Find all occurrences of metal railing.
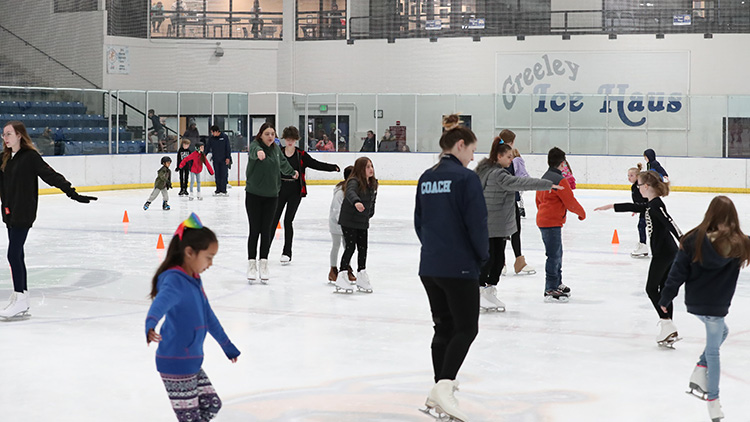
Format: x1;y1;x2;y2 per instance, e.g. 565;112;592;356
149;10;283;40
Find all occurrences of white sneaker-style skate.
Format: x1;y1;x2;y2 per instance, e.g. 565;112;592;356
197;193;203;201
420;379;469;422
259;259;270;283
480;285;505;312
247;259;258;282
0;291;30;320
356;270;373;293
686;364;708;400
333;271;354;293
280;255;291;265
708;399;724;422
631;242;649;258
656;319;681;348
188;193;195;201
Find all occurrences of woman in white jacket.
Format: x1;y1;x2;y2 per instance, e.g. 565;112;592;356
328;166;354;283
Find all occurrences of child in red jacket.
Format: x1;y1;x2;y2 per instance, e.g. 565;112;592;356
179;142;214;201
536;147;586;302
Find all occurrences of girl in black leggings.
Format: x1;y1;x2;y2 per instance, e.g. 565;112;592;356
595;170;683;346
270;126;339;264
333;157;377;293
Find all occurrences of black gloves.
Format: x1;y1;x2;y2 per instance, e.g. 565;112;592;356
69;192;98;203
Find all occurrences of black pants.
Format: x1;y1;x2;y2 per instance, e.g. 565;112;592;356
647;253;675;319
7;227;30;293
270;182;302;258
179;168;189;192
421;276;480;382
480;237;508;286
340;226;368;272
510;203;522;258
245;192;278;260
213;160;229;193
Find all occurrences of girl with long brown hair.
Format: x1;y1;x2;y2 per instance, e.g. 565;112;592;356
659;196;750;422
333;156;377;293
0;121;96;320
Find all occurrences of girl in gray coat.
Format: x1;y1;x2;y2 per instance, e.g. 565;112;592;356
475;141;561;311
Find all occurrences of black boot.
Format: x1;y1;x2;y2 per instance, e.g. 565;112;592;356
143;201;151;210
162;201;170;210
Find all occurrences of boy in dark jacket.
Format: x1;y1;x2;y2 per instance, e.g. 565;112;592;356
644;148;669;182
144;156;172;210
536;147;586;302
176;138;191;196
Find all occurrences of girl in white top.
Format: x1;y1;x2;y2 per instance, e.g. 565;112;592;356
328;166;354;283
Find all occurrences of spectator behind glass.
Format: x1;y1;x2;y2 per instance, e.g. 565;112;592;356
182;122;200;149
361;130;376;152
151;1;165;32
378;129;397;152
147;109;166;152
316;134;335;151
328;3;343;38
396;138;410;152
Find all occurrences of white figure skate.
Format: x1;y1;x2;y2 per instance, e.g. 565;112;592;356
356;270;373;293
479;285;505;312
707;399;724;422
686;365;708;400
188;192;195;201
513;256;536;275
656;319;681;348
280;255;291;265
0;291;31;321
333;271;354;294
247;259;257;282
631;242;649;258
419;380;468;422
259;259;270;284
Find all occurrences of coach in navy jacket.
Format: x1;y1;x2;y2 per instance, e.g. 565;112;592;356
415;154;489;280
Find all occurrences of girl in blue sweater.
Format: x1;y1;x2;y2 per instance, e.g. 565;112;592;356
146;213;240;422
659;196;750;422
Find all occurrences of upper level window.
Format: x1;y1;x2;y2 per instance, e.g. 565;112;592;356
297;0;346;40
55;0;98;13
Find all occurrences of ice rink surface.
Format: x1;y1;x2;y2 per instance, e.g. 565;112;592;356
1;183;749;422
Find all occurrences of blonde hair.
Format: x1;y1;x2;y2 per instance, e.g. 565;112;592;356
628;162;643;174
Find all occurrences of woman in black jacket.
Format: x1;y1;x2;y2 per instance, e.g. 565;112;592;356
0;121;96;320
333;156;377;294
659;196;750;422
271;126;339;264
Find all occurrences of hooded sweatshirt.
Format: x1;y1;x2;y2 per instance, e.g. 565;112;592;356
644;149;668;180
659;233;743;317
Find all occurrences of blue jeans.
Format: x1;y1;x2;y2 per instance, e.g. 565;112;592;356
696;315;729;400
539;227;562;292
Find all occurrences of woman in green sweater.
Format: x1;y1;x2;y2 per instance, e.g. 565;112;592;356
245;123;298;283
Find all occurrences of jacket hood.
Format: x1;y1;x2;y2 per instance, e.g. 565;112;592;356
686;234;737;270
644;149;657;162
475;158;506;176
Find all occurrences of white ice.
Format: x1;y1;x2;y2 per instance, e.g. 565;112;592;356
1;184;749;422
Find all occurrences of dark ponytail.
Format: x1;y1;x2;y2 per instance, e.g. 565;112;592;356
149;227;218;299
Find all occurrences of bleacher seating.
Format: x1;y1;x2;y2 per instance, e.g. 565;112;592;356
0;100;144;155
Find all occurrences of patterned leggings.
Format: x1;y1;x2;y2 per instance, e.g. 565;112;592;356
160;369;222;422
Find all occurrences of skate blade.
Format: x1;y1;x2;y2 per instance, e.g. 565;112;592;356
333;287;354;294
0;311;31;321
480;306;506;312
544;296;569;303
356;286;373;293
657;335;681;348
418;406;464;421
686;387;708;401
515;270;536;275
259;279;269;285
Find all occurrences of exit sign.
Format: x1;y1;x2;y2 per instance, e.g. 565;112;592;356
319;105;328;112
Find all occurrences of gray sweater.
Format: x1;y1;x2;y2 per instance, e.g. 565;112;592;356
475;158;553;238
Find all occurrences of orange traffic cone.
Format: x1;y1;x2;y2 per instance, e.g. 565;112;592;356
611;229;620;244
157;234;165;249
122;211;129;223
277;221;282;230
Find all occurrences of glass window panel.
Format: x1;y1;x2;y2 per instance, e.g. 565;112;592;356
531;93;568;129
688;96;726;158
377;94;416;152
416;94;454;153
608;129;647;156
456;94;495;153
647;130;687;157
496;94;532;129
569;95;607;129
530;129;567;155
334;94;377;152
146;92;178;153
569;129;608;155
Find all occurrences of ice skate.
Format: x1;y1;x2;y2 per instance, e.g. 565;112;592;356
501;265;507;276
259;259;270;283
346;267;357;282
557;283;571;296
514;256;536;275
479;285;505;312
544;289;569;303
189;192;195;201
143;201;151;210
686;365;708;400
280;254;291;265
162;201;170;210
631;242;649;258
327;266;338;284
197;192;203;201
419;379;468;422
333;271;354;293
708;399;724;422
518;207;526;218
656;319;681;348
0;291;31;321
356;270;373;293
247;259;257;282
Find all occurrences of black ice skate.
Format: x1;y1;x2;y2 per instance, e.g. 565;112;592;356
162;201;170;210
544;289;570;303
143;201;151;210
558;283;571;296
